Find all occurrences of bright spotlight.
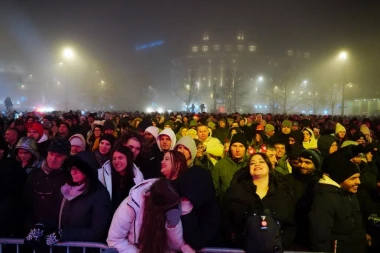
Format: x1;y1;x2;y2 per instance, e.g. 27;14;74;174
63;48;75;59
157;108;164;113
146;107;153;113
338;51;348;61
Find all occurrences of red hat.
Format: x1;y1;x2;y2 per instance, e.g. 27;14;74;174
28;123;44;138
193;114;199;119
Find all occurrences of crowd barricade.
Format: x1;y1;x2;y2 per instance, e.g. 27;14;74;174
0;238;108;253
0;238;329;253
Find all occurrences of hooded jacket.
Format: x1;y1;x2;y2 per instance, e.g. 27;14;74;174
175;136;197;166
157;128;177;152
302;127;318;150
211;155;248;201
107;179;187;253
309;174;366;253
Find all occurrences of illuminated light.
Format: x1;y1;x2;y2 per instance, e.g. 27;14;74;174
261;221;267;227
30;75;33;77
291;91;295;94
63;48;75;59
300;91;303;94
21;85;25;88
157;108;164;113
135;40;164;51
81;111;85;115
254;105;257;108
146;107;153;113
338;51;348;60
258;76;264;82
303;80;308;84
259;105;262;108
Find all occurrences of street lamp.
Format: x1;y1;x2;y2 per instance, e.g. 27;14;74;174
62;47;75;111
338;51;348;116
258;76;264;82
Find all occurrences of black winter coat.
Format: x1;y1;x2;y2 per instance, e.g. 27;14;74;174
0;159;26;237
222;176;296;249
173;165;221;250
136;143;163;179
309;177;367;253
23;167;70;232
60;182;111;242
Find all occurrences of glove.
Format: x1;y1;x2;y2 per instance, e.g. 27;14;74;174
24;223;44;246
165;208;181;227
45;230;62;246
180;197;193;215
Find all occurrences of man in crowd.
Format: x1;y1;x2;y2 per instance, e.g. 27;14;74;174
213;118;229;145
27;122;51;158
4;128;20;159
197;124;223;165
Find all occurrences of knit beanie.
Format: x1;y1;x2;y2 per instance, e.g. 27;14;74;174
103;119;115;131
99;134;116;147
282;120;292;128
48;137;71;156
189;120;197;128
335;123;346;134
69;134;86;151
28;123;44;138
300;149;322;170
327;156;360;184
145;126;159;139
288;145;305;160
175;136;197;166
230;133;248;150
137;119;153;132
317;135;338;156
265;124;275;132
360;125;370;135
164;120;174;128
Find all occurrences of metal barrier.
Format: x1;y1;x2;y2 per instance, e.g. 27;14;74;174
0;238;108;253
0;238;327;253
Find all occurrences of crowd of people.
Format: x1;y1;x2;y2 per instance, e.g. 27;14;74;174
1;110;380;253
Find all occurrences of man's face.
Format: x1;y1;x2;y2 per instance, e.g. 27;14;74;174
219;121;226;128
291;125;299;131
70;145;82;155
239;120;245;127
266;130;275;137
298;157;316;175
125;138;141;161
275;144;286;158
351;154;362;165
47;151;67;169
176;145;191;166
59;124;69;135
5;130;18;144
340;173;360;194
65;119;72;126
104;129;114;135
282;126;291;134
159;135;172;152
27;129;40;141
356;137;366;145
338;131;346;139
88;117;94;124
230;142;246;160
266;149;277;168
197;126;209;141
144;131;156;143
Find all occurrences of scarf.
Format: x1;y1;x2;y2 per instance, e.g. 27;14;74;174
94;149;111;167
41;160;61;174
61;183;86;201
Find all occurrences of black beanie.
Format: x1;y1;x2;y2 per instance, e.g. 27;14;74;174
100;134;116;148
48;137;71;156
300;149;322;170
317;135;338;156
230;133;248;150
327;156;360;184
103;119;115;131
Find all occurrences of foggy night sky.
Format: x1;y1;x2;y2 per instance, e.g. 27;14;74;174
1;0;380;109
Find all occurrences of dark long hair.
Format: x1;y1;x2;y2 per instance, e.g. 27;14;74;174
111;145;135;189
236;152;275;184
139;179;180;253
166;150;188;180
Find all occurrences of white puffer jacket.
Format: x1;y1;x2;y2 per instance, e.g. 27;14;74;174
107;179;194;253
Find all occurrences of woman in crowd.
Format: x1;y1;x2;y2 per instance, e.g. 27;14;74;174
335;123;347;147
302;127;318;149
107;178;194;253
43;151;111;246
221;153;296;249
163;149;221;250
94;134;115;167
98;145;144;213
15;137;44;174
87;125;103;152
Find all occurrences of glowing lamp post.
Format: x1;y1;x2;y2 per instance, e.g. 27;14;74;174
62;47;75;111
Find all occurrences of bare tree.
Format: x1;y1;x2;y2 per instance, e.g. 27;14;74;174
299;80;325;114
174;69;202;112
325;83;342;115
222;69;248;113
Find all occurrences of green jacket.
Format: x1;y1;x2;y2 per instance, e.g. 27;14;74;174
211;155;248;201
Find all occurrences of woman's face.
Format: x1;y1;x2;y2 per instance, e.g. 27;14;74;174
366;151;373;162
94;127;102;138
181;128;188;136
329;142;338;154
250;154;270;177
338;131;346;139
161;152;174;179
196;144;204;157
99;140;111;155
18;149;33;163
70;166;86;184
112;151;127;175
255;133;262;142
303;130;311;142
